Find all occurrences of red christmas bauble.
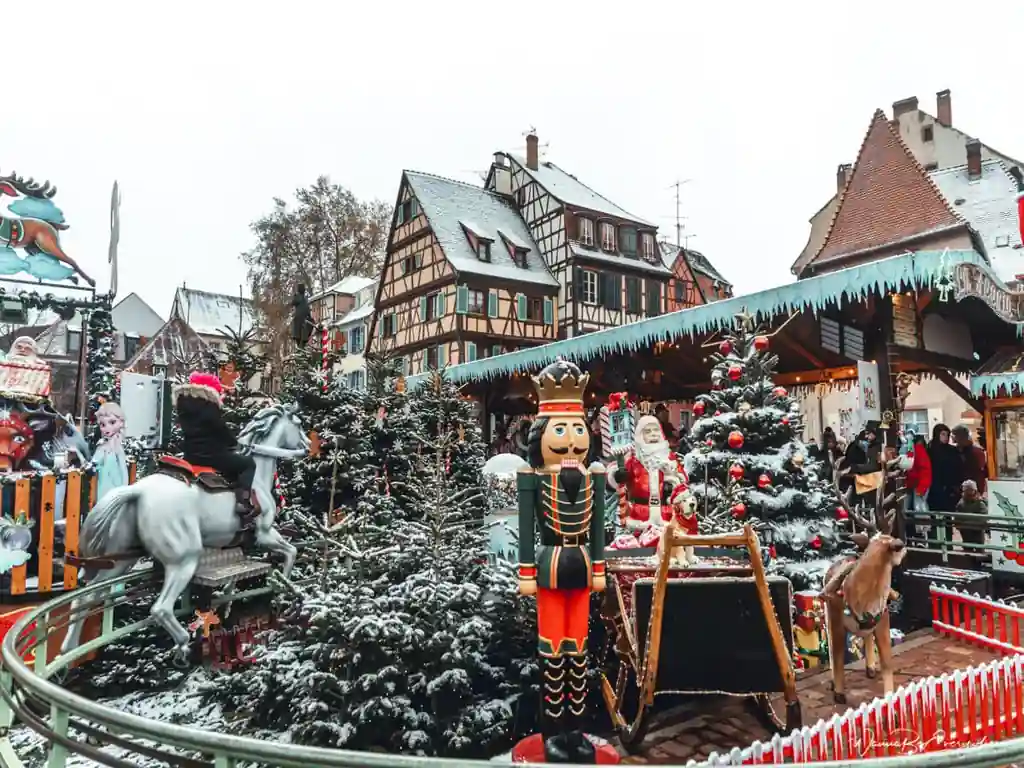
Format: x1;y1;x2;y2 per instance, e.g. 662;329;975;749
753;336;770;352
731;503;746;518
836;507;849;520
719;340;732;355
714;410;722;416
727;364;743;381
729;463;744;480
781;416;790;426
811;535;822;549
705;439;713;447
768;545;777;559
757;474;771;489
773;386;788;398
692;402;705;417
727;430;744;449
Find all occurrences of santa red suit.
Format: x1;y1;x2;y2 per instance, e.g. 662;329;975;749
613;416;688;532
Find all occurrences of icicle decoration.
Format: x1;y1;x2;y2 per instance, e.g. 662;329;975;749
406;249;989;389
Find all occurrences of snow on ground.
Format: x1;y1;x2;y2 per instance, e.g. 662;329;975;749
7;668;286;767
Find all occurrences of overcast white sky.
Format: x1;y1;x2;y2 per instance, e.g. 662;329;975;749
6;1;1023;319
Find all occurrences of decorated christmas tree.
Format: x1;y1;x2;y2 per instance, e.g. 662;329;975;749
85;297;117;444
684;312;851;589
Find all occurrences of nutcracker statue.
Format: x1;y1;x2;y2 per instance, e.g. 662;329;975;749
516;359;615;764
613;415;690;533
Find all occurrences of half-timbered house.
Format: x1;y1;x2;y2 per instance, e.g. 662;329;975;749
368;171;559;376
659;242;734;312
484;133;672;338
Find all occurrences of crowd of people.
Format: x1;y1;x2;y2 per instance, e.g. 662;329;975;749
812;422;990;550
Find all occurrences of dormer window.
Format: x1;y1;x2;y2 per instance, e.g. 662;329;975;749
641;233;656;260
477;241;491;262
620;227;637;257
461;221;493;263
499;230;530;268
600;222;617;251
578;218;595;246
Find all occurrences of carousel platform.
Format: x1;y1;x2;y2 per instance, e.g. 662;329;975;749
619;630;1003;764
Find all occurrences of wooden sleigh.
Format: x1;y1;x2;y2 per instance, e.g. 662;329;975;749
600;523;800;751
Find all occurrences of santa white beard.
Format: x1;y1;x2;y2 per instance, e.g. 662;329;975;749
636;440;671;469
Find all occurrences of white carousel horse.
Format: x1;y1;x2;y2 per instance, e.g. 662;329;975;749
61;404;310;656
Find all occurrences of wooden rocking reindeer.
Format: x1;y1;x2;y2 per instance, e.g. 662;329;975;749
821;456;908;704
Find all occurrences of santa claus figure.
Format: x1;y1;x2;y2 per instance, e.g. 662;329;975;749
7;337;40;364
613;415;689;532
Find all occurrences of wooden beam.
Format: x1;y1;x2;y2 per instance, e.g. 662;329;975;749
886;344;975;373
929;367;985;414
776;332;826;370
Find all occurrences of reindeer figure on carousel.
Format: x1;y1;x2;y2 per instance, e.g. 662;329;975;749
0;171;95;286
821;452;909;705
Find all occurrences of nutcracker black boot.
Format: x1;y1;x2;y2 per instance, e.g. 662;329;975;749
541;656;571;761
564;654;596;763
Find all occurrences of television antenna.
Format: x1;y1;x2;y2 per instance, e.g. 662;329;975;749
669;179;693;249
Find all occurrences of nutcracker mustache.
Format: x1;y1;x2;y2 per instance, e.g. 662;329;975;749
550;446;587;455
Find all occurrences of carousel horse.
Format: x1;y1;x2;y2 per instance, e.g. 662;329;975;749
61;404;310;657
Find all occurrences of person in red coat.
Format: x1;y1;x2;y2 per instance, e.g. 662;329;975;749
613;415;688;533
905;433;932;542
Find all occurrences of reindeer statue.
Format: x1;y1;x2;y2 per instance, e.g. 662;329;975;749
821;455;909;704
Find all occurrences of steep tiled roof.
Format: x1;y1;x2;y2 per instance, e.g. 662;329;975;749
506;155;655;227
172;287;262;338
405;172;558;288
807;110;965;271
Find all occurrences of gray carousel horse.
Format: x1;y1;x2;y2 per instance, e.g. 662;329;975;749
61;404;310;656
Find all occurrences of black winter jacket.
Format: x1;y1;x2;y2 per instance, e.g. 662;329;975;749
175;385;236;465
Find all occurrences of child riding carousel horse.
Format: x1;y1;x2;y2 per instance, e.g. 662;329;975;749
174;371;257;518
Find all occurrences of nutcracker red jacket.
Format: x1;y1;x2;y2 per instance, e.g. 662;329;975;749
905;446;932;495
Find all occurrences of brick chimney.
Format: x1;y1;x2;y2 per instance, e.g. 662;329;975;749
526;132;539;171
836;163;852;194
966;138;982;179
892;96;919;120
936;89;952;127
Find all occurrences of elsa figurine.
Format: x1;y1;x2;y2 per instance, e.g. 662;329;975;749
94;402;128;501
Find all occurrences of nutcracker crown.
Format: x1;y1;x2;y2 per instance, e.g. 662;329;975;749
532;359;589;417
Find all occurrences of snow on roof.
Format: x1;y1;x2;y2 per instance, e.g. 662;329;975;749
569;243;671;277
312;275;376;300
331;302;374;328
657;241;732;286
507;154;656;227
405;172;557;287
173;287;261;338
929;160;1023;283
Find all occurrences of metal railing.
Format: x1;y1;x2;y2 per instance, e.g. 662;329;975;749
902;508;1024;563
3;573;1024;765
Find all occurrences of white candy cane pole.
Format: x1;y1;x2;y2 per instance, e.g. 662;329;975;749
321;325;329;392
599;405;612;459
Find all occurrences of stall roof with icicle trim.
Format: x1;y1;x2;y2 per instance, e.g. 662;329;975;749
970;346;1024;398
407;249;990;389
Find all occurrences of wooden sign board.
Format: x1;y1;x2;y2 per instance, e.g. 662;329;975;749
955;262;1024;323
891;294;920;348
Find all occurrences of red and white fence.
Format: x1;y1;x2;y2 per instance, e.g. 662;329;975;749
698;654;1024;765
697;587;1024;765
930;585;1024;655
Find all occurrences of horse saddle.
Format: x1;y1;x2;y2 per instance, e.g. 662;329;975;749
157;456;233;493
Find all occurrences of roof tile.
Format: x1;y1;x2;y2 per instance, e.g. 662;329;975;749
810;110;964;269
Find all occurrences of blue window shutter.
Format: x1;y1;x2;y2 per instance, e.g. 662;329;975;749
543;297;553;324
397;204;404;224
438;344;447;367
456;285;469;314
466;342;477;362
411;198;419;216
487;290;498;318
419;296;428;321
492;344;502;357
437;291;446;317
516;293;527;321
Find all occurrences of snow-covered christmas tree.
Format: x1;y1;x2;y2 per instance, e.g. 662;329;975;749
208;367;536;758
684;312;851;589
86;297;117;445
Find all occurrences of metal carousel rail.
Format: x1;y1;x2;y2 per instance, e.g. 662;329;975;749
2;571;1024;767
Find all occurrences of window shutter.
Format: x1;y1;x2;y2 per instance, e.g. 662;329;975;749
419;296;428;321
573;267;583;300
516;293;527;321
396;205;404;225
411;198;419;217
456;285;469;314
596;273;605;306
543;297;553;324
438;343;447;367
492;344;502;357
487;290;498;318
377;316;383;337
466;341;477;362
436;291;446;317
613;275;623;310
